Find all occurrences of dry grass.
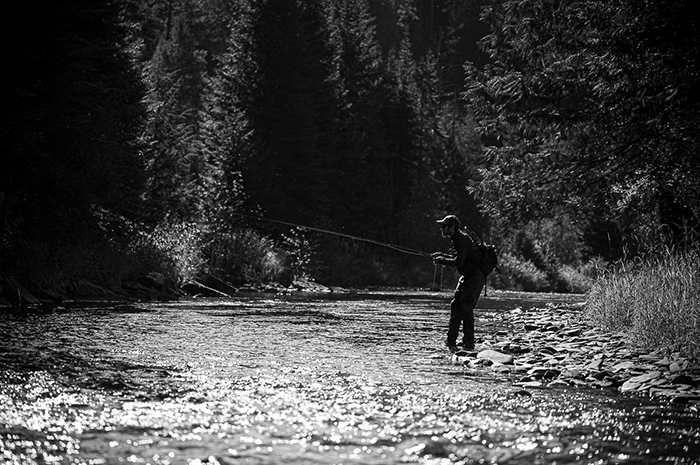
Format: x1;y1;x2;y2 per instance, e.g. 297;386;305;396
585;249;700;361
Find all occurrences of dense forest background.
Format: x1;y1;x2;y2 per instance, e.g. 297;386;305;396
2;0;699;298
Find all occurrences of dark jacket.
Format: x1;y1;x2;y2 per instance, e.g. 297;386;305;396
443;229;481;277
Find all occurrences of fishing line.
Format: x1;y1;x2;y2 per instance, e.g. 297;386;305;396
233;213;432;257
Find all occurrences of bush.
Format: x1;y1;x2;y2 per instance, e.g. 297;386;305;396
586;249;700;360
556;258;604;294
205;228;288;285
132;220;206;284
490;252;549;292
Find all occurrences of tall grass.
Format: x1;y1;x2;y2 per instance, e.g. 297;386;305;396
586;249;700;360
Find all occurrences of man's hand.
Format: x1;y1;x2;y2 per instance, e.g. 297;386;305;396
431;252;447;266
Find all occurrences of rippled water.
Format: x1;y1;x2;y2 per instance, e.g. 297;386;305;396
1;290;699;464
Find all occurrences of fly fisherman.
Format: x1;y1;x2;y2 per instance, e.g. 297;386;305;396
431;215;485;351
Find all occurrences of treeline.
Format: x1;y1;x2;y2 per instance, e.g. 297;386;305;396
466;0;700;291
2;0;489;293
2;0;699;297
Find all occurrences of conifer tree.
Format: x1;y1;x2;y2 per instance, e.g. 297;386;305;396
325;0;396;236
1;0;147;243
140;0;219;222
200;0;254;230
222;0;341;227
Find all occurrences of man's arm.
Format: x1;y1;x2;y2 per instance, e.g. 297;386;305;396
432;235;469;267
431;252;451;266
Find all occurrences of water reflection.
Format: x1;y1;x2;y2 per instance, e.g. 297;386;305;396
1;290;699;464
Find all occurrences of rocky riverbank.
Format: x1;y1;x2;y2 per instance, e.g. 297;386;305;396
459;304;700;404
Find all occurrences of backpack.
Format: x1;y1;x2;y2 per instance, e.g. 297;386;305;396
464;228;501;277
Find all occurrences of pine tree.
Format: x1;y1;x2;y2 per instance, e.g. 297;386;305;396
139;0;223;222
226;0;341;226
325;0;396;236
1;0;147;241
200;0;255;230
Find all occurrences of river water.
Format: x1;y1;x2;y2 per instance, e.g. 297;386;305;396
1;290;699;465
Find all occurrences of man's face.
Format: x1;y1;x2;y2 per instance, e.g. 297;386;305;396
440;224;453;238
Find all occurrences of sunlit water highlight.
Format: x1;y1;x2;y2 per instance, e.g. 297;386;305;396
1;290;699;464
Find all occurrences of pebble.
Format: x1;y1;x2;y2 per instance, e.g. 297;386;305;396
461;305;700;402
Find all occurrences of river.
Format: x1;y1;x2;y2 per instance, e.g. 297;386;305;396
1;290;699;464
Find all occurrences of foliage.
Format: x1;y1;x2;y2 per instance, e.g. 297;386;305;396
586;249;700;360
136;0;234;222
464;0;700;247
206;228;288;285
1;0;147;236
0;0;148;287
310;235;433;288
15;0;700;293
489;252;549;292
134;220;206;283
557;264;594;294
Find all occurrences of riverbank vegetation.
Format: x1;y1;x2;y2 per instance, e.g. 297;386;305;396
586;248;700;361
1;0;699;321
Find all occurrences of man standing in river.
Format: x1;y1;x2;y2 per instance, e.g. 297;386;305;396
431;214;486;352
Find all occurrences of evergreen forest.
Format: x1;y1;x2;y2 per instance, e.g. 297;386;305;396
2;0;699;301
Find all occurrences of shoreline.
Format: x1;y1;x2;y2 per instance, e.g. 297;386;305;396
3;278;698;404
464;304;700;403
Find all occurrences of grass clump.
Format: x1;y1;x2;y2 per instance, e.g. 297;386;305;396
585;249;700;361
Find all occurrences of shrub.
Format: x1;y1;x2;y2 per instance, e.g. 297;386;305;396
205;228;288;285
490;252;549;292
131;220;206;283
557;263;597;294
586;249;700;360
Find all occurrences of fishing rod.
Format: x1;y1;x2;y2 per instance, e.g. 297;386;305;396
233;213;432;257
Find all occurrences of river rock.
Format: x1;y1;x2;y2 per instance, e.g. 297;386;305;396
467;303;700;402
584;357;605;371
648;387;679;397
611;361;636;372
620;379;642;392
627;371;662;384
671;395;700;404
290;278;331;293
515;380;543;388
477;350;514;365
527;367;561;380
562;328;583;337
670;374;694;385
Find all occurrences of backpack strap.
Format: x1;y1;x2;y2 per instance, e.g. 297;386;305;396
462;226;484;246
460;227;488;278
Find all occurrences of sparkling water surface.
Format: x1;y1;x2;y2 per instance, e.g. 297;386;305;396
1;290;699;464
